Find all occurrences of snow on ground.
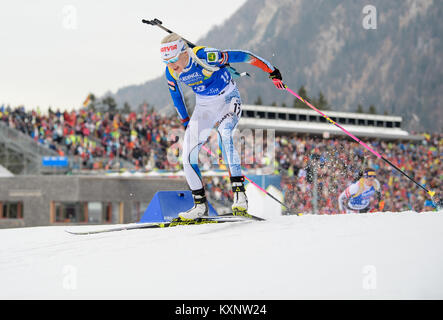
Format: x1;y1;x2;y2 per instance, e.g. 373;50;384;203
1;211;442;299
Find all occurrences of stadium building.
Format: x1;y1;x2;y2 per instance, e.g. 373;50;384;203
239;105;422;140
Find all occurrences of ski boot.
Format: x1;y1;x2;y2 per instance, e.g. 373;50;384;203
178;188;209;221
231;176;248;215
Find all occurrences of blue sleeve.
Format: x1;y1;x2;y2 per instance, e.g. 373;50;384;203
165;67;190;127
196;47;275;73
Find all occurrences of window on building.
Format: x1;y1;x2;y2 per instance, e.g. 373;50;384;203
103;202;120;224
132;202;149;222
104;202;113;223
245;110;255;118
54;202;86;223
87;202;103;223
278;113;287;120
88;202;118;224
0;202;23;219
288;114;297;121
51;201;122;224
268;112;276;119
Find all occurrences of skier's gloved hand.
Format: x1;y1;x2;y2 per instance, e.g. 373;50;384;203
269;67;285;90
269;67;282;80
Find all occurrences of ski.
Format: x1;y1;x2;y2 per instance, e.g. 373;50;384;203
227;210;266;221
65;222;162;235
65;215;256;235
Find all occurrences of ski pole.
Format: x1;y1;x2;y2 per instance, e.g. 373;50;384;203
142;18;196;48
200;145;301;216
141;18;249;78
280;82;440;207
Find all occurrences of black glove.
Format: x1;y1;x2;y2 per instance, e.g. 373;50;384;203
269;67;282;81
269;67;285;90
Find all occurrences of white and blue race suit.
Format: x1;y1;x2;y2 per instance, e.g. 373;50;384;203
165;46;275;191
338;179;381;213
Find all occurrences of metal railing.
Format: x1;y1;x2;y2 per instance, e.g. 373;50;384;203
0;121;59;157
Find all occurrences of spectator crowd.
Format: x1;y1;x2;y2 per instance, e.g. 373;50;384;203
1;106;178;171
1;105;441;213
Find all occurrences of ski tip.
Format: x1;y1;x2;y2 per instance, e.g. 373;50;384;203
64;229;86;235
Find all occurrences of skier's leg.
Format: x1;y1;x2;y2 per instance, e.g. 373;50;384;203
216;89;248;213
179;104;216;220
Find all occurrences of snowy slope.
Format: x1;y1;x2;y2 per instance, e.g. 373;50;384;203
1;211;442;299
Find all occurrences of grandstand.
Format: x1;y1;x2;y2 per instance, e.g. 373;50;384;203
0;120;59;175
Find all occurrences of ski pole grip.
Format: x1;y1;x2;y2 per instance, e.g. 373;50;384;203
141;19;162;25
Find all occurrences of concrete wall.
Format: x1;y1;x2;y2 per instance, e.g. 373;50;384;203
0;175;188;228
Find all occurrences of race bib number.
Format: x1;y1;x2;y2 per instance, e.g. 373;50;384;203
229;97;242;117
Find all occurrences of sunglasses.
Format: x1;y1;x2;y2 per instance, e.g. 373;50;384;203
365;175;376;179
163;54;180;65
